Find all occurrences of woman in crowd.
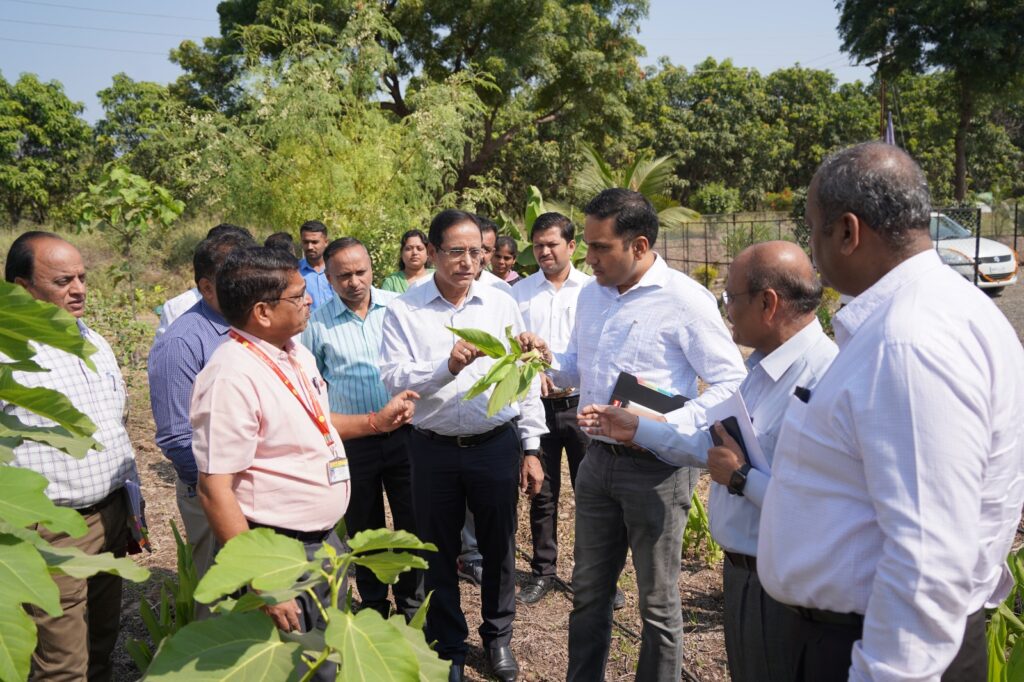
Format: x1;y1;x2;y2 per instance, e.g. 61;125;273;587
381;229;433;292
491;235;520;285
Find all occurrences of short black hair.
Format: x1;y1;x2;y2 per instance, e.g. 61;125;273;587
530;212;575;244
5;230;61;283
584;188;659;244
300;220;328;236
397;229;427;270
428;210;481;249
216;247;298;328
475;215;498;236
206;223;252;240
264;232;296;257
323;237;365;263
193;232;257;284
746;266;823;316
495;235;517;256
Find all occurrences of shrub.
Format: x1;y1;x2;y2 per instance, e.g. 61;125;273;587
692;264;718;288
691;183;742;215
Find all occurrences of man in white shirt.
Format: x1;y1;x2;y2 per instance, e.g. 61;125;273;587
579;241;837;681
511;212;593;604
758;141;1024;680
380;209;546;682
538;189;746;682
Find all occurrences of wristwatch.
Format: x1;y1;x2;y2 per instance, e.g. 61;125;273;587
523;449;541;459
727;462;752;496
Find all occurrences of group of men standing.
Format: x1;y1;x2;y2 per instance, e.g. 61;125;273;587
3;140;1023;682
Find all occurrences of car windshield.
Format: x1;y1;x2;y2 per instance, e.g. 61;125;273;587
929;215;973;240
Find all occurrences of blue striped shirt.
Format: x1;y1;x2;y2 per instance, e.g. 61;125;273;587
147;299;230;485
301;288;396;415
299;258;333;311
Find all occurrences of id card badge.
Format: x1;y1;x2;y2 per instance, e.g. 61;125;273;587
327;456;350;485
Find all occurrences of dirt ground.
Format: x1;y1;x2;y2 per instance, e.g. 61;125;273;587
109;276;1024;682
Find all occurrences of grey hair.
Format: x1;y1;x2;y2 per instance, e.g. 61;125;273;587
814;141;931;251
746;266;823;316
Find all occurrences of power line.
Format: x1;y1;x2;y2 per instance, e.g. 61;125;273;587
0;17;206;39
0;0;218;23
0;35;167;56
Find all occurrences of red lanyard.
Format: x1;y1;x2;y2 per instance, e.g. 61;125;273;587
229;330;335;448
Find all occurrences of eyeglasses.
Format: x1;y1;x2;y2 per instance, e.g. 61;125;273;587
721;289;763;305
436;247;484;261
265;291;308;307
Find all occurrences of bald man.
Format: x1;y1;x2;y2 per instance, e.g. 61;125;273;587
578;241;837;681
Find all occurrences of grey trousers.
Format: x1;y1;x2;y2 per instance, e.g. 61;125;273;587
723;557;794;682
566;444;697;682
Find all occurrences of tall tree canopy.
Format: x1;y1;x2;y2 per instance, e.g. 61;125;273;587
837;0;1024;200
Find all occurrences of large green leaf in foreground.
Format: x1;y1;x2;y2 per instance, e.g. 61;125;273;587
194;529;315;604
0;466;86;536
0;281;97;369
0;412;101;462
0;533;61;681
145;611;303;681
0;369;99;446
324;608;421;682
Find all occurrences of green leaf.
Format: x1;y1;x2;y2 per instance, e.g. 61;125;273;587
524;185;544;232
323;608;420;682
515;363;539;402
462;355;516;402
390;612;450;681
146;611;304;680
0;467;87;536
408;591;431;631
194;529;316;604
1005;633;1024;681
486;365;521;418
347;528;437;555
38;542;150;581
444;327;506;359
352;551;429;585
0;603;38;682
0;368;99;441
0;413;101;459
0;281;98;370
506;326;522;355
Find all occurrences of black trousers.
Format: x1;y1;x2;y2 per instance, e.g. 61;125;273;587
788;605;987;681
409;425;520;664
343;426;423;620
528;398;587;577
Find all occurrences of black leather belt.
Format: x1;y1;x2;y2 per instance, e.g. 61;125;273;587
74;488;122;516
599;441;661;462
347;424;410;443
414;422;513;448
248;521;333;544
543;394;580;412
787;605;864;627
724;551;757;573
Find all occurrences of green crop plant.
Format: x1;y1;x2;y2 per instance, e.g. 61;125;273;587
448;325;550;417
682;490;723;567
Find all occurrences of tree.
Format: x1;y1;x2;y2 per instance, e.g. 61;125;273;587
0;73;91;224
94;74;173;171
837;0;1024;200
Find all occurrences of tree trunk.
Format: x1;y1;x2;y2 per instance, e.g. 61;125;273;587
953;80;973;202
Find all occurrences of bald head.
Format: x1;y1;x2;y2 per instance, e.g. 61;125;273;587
732;241;822;317
6;232;87;317
810;141;931;252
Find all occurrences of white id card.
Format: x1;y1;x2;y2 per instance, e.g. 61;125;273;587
327;457;350;485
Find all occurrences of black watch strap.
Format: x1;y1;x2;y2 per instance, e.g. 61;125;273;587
728;462;752;496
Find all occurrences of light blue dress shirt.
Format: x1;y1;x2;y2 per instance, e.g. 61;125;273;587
301;288;396;415
633;317;837;555
298;257;333;311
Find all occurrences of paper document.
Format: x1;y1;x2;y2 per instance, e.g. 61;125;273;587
590;372;689;445
706;391;769;473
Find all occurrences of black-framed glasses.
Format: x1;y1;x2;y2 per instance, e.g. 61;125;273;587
436;247;484;261
264;290;308;307
721;289;763;305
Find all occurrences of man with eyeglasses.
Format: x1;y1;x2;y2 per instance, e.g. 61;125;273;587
579;241;837;681
380;210;546;682
191;246;349;681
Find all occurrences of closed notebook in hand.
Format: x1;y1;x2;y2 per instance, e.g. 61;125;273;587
590;372;689;445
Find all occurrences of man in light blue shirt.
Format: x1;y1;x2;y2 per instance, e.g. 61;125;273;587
301;236;422;620
579;241;837;682
298;220;333;310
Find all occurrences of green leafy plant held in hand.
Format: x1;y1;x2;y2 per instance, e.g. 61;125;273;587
447;326;549;417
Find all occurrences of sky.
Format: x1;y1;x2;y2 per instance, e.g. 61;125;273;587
0;0;875;123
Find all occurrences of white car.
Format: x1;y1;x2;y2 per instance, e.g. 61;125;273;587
931;213;1018;293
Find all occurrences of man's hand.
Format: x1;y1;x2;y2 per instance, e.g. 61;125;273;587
516;332;552;364
520;453;544;497
448;340;483;375
377;390;419;431
262;598;302;632
707;421;748;486
539;373;556;398
577;404;641;443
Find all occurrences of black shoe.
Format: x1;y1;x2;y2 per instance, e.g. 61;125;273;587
517;576;553;604
448;662;465;682
613;587;626;610
487;645;519;682
457;558;483;586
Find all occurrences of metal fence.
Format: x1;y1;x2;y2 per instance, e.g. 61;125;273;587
661;205;1023;288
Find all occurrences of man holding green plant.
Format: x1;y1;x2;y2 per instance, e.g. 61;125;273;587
380;209;546;682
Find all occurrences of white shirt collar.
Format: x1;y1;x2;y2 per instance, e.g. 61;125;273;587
754;317;826;382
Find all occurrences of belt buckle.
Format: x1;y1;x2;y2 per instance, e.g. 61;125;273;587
456;434;471;448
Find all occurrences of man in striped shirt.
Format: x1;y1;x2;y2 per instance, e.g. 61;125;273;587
301;237;422;620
